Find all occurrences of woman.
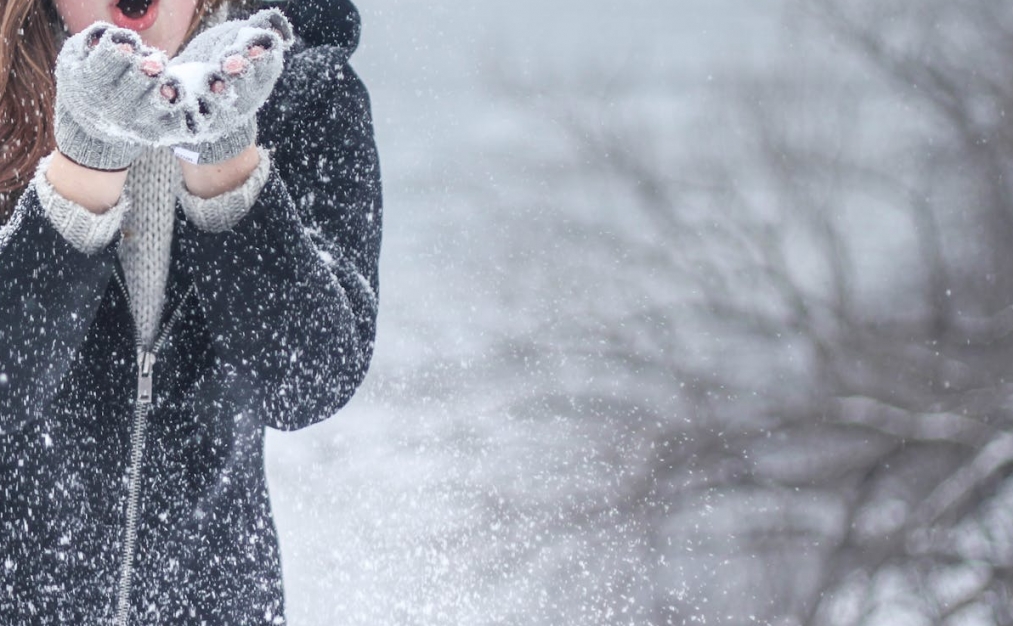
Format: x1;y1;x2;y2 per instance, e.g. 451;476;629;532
0;0;381;623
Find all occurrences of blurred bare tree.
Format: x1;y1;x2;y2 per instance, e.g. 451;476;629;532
471;0;1013;624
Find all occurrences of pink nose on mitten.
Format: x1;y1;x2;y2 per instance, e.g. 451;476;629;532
140;57;164;76
222;55;249;75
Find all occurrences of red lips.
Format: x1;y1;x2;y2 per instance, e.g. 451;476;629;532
110;0;159;32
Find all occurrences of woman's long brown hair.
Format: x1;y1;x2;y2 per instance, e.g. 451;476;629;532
0;0;232;222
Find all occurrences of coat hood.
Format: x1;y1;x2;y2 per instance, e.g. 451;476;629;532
256;0;361;54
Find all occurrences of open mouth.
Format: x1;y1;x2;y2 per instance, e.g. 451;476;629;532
111;0;159;31
117;0;154;19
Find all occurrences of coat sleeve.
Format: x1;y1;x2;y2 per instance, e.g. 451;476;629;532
175;45;382;432
0;185;119;435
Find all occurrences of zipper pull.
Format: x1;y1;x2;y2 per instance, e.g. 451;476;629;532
137;350;156;404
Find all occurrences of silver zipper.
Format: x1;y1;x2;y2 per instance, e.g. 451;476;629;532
111;264;195;626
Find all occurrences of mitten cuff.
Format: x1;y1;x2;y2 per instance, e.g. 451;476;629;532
175;120;258;166
177;145;271;232
54;105;142;171
34;153;131;255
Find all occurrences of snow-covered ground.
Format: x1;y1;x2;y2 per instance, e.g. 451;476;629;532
266;2;785;624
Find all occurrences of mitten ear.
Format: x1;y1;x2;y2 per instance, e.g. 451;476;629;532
76;22;140;55
101;29;143;52
248;8;295;51
83;23;111;50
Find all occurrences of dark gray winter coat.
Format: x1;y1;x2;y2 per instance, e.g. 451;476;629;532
0;1;381;623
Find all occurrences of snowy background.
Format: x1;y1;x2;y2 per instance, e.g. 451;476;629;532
267;1;1013;625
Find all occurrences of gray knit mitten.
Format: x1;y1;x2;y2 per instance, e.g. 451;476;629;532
54;24;178;171
164;8;294;165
